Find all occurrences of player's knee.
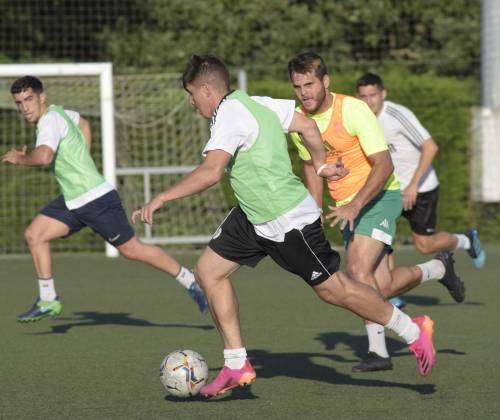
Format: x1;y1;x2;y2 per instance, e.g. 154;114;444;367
195;265;220;291
24;226;41;246
346;262;371;285
194;268;211;289
414;236;434;254
118;240;140;260
314;273;350;306
378;283;392;299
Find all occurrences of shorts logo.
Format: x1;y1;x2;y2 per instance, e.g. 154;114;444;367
310;271;322;281
108;234;121;242
379;219;389;229
426;228;435;233
212;227;222;240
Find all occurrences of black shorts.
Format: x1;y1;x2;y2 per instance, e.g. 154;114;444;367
208;206;340;286
40;190;135;247
402;187;439;236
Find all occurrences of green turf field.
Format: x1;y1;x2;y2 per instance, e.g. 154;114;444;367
1;248;499;419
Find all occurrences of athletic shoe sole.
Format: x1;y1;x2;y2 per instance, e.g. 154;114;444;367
209;372;256;397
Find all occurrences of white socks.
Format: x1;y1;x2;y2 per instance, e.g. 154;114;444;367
175;266;195;289
417;259;446;283
454;234;471;250
385;306;420;344
38;278;56;301
366;323;389;358
224;347;247;369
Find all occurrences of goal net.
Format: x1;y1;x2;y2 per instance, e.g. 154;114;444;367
0;64;230;255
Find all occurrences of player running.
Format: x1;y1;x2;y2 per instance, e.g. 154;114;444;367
134;54;438;396
356;72;486;269
2;76;207;322
287;52;463;373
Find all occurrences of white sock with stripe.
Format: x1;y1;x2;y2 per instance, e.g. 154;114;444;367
224;347;247;369
366;323;389;358
454;234;471;250
385;307;420;344
175;266;195;289
417;259;445;283
38;278;56;301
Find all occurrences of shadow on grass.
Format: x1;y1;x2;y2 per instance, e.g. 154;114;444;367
317;331;467;360
26;311;214;334
403;295;483;307
164;385;258;403
164;332;469;402
247;349;435;395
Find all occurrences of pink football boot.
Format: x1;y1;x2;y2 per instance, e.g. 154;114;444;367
201;359;256;397
409;315;436;376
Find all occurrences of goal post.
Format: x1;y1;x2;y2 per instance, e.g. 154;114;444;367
0;62;118;256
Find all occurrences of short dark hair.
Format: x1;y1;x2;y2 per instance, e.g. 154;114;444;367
10;75;44;95
181;54;230;91
288;52;328;81
356;73;384;90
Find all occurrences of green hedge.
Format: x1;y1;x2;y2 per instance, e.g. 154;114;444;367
247;68;491;244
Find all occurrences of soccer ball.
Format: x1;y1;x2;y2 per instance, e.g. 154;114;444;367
160;349;209;398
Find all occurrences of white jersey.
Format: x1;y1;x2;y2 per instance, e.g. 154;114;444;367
378;100;439;192
36;109;80;151
204;94;321;242
203;95;295;156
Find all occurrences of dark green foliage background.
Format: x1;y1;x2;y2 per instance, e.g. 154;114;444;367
1;0;496;248
0;0;480;77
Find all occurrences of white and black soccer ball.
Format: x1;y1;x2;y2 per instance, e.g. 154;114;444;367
160;349;208;398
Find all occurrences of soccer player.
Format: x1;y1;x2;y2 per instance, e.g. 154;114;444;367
356;72;485;268
133;54;438;397
2;76;207;322
287;52;463;373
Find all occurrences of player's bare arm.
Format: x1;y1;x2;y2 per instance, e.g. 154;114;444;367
2;144;54;166
288;112;325;171
289;112;349;181
79;117;92;151
403;137;438;211
326;150;393;231
132;149;231;226
303;159;324;207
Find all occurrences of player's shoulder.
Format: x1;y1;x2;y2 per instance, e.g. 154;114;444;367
249;95;295;110
38;106;65;127
217;97;251;119
384;100;415;118
212;98;253;130
341;94;364;105
341;94;375;119
341;94;371;111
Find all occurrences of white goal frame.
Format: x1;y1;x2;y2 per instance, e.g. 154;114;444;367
0;63;118;256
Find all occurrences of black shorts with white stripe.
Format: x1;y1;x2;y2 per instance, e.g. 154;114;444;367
402;186;439;235
208;206;340;286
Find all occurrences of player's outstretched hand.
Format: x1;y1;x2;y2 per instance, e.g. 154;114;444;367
318;157;349;181
131;195;164;227
325;201;361;232
2;145;27;165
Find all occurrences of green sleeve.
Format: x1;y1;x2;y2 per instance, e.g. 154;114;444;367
343;97;388;156
289;131;312;161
